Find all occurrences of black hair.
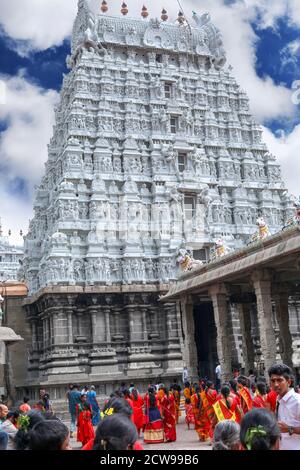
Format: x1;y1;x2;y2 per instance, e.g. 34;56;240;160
102;397;133;418
149;393;157;409
131;389;138;401
23;397;30;403
240;408;280;451
206;380;213;390
193;385;202;410
229;380;237;394
14;410;46;450
28;420;69;451
248;370;254;375
93;414;138;451
256;382;267;396
237;375;249;387
185;398;191;405
184;381;190;388
7;410;20;422
123;389;131;399
148;386;155;394
163;387;169;397
255;375;267;384
268;363;292;381
221;385;231;410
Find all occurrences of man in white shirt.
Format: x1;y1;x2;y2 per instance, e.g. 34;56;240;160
215;364;221;392
182;366;189;385
268;363;300;450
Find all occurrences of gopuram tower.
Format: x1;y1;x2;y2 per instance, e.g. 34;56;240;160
23;1;295;393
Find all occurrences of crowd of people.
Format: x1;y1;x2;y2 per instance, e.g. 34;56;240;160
0;363;299;451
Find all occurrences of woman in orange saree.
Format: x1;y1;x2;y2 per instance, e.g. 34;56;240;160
237;376;253;414
201;381;218;439
170;386;181;424
183;382;192;401
160;388;177;442
191;386;210;441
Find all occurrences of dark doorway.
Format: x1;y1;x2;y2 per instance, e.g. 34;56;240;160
193;302;218;381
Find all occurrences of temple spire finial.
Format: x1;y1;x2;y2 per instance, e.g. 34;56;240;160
177;11;185;25
161;8;168;22
101;0;108;13
141;5;149;19
121;2;128;16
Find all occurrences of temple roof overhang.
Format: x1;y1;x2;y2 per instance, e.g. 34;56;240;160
161;225;300;302
0;327;23;344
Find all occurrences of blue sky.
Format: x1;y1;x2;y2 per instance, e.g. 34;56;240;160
0;0;299;244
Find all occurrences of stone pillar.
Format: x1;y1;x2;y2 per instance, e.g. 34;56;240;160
210;285;232;382
31;320;38;351
66;308;73;344
180;296;198;380
273;285;294;370
237;303;255;373
252;270;277;374
42;317;47;350
104;307;111;344
90;308;97;344
141;307;148;341
128;306;143;343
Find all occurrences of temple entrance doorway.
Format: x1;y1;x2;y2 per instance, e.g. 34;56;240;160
193;303;218;381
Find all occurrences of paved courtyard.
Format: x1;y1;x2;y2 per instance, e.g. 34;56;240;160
68;416;211;451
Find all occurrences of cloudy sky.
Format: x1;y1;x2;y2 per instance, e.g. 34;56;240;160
0;0;299;245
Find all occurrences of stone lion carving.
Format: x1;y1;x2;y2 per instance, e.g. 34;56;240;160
176;248;203;272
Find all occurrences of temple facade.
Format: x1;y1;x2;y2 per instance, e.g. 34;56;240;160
22;1;298;392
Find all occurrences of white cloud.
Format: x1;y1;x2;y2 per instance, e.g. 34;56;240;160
0;74;59;244
280;39;300;71
0;74;59;188
262;125;300;196
0;183;31;246
0;0;77;51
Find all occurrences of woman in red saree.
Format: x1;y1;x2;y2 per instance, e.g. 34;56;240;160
229;379;243;424
191;386;210;441
144;388;164;444
253;382;270;409
211;385;240;428
160;388;177;442
201;381;218;438
185;398;195;429
76;394;95;446
131;389;144;436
